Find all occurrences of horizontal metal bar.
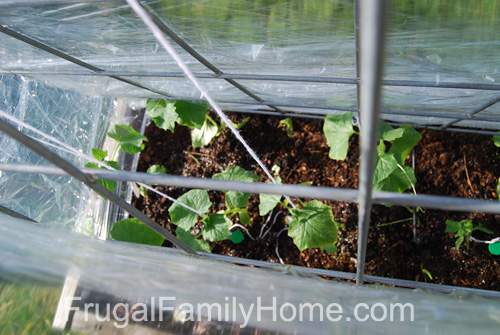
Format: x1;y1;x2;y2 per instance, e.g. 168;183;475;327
226;106;500;135
0;25;173;98
0;204;37;223
440;95;500;129
3;164;500;215
175;248;500;299
6;69;500;91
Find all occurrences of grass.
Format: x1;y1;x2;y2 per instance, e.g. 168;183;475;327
0;281;76;335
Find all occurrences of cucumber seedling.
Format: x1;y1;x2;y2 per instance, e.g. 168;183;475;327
323;112;421;194
146;98;220;149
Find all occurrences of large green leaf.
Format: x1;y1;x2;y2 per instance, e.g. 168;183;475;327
176;227;211;253
191;119;218;148
107;124;146;154
146;99;178;132
110;218;164;246
168;189;211;230
388;126;421;164
202;213;232;242
288;200;338;251
323;112;355;160
175;101;208;129
213;166;258;209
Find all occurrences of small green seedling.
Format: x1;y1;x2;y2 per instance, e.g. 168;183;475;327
85;148;120;192
278;118;294;138
445;219;492;250
234;116;250;130
258;165;283;216
146;98;220;149
323;112;421;193
107;124;146;154
110;217;164;246
420;265;433;281
213;165;259;225
288;200;340;253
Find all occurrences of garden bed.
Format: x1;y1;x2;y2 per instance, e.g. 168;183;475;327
132;113;500;290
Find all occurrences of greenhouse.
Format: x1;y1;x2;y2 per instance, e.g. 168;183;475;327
0;0;500;334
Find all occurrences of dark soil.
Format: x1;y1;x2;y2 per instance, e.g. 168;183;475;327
133;114;500;290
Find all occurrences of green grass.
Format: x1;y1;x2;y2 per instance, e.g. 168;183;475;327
0;282;73;335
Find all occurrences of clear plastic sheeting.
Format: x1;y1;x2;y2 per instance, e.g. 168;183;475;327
0;74;112;229
0;1;499;128
1;213;500;334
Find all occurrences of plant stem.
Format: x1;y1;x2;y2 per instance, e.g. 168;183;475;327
378;217;413;227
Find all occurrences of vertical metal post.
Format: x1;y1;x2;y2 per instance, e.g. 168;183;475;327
354;0;361;123
355;0;389;285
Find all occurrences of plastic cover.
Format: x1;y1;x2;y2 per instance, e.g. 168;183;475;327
0;73;113;231
0;0;499;128
1;213;500;334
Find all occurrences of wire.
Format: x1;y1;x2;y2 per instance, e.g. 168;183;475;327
126;0;296;209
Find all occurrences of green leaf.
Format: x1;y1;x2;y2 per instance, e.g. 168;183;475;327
238;208;251;225
288;200;339;251
259;193;282;216
377;164;416;193
278;118;294;138
107;124;146;154
176;227;211;253
213;166;258;209
110;218;164;246
91;148;107;161
493;135;500;147
380;123;405;142
147;164;167;174
445;220;462;233
168;189;211;230
202;213;232;242
146;99;178;132
321;244;337;254
175;100;208;129
323;112;355;160
191;119;218;148
497;178;500;201
84;161;117;192
388;126;421;164
373;153;398;189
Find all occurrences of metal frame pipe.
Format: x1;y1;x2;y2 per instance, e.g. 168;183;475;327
355;0;388;285
2;164;500;215
0;120;195;254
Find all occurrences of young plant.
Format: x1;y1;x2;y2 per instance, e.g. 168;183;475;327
107;124;146;154
323;112;421;193
287;200;340;253
168;189;235;252
213;165;259;225
146;98;220;149
278;118;294;138
85;148;120;192
445;219;492;250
